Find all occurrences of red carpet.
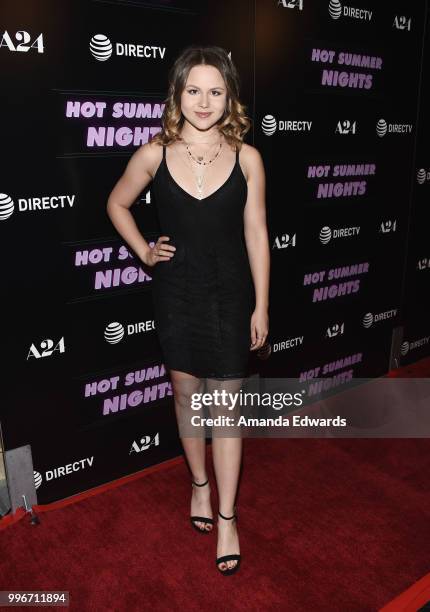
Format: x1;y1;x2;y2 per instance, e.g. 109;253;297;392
1;358;430;611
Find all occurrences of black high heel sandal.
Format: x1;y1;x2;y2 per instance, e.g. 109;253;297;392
190;478;214;533
216;509;241;575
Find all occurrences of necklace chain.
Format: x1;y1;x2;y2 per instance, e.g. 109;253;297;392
181;136;224;200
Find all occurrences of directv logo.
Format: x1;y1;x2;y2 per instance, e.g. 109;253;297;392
362;309;397;327
376;118;413;137
0;191;75;220
362;313;374;328
90;34;113;61
261;115;312;135
0;193;14;220
328;0;373;21
416;168;428;184
34;458;95;489
328;0;342;19
105;322;125;344
34;471;43;490
104;320;155;343
261;115;277;136
89;34;166;62
403;336;430;352
376;119;387;137
320;225;360;243
319;226;332;244
400;341;409;355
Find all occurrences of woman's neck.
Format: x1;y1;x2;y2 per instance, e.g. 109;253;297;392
179;125;222;146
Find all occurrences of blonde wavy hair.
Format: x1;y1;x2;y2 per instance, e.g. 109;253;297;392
151;45;251;151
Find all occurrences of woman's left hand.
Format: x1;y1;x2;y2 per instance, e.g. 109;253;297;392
250;308;269;351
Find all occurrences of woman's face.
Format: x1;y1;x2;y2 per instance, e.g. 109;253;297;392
180;64;228;132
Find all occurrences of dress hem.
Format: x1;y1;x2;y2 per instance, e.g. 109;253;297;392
164;363;249;380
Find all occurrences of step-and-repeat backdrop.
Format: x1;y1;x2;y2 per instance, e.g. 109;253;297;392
1;0;428;503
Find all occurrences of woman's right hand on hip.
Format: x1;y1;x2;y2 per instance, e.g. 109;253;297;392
144;236;176;267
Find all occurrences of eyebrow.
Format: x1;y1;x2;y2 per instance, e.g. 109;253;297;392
186;84;225;90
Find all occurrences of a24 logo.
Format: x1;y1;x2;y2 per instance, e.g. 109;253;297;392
0;30;44;53
130;433;160;454
27;337;65;359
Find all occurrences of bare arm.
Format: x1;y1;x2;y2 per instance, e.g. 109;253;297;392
243;146;270;313
106;142;174;266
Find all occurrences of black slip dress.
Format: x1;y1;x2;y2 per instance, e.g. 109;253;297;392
150;142;255;379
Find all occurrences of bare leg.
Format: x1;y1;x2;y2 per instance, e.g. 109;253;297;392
206;377;244;571
169;368;213;531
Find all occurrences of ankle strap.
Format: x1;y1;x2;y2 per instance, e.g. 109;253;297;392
218;510;236;520
192;478;209;487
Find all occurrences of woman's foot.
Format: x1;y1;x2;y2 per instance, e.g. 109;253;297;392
190;478;213;532
216;510;240;571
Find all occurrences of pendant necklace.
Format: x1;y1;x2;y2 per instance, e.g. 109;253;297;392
182;137;223;200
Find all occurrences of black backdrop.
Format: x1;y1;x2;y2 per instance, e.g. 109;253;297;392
1;0;429;503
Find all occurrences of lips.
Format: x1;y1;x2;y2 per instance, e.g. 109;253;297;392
195;112;211;118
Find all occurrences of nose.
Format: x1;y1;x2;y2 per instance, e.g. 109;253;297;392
199;94;209;108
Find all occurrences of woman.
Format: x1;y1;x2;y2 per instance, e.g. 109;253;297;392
107;45;270;575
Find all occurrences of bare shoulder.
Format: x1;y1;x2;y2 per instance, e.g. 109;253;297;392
129;139;164;180
238;143;265;182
